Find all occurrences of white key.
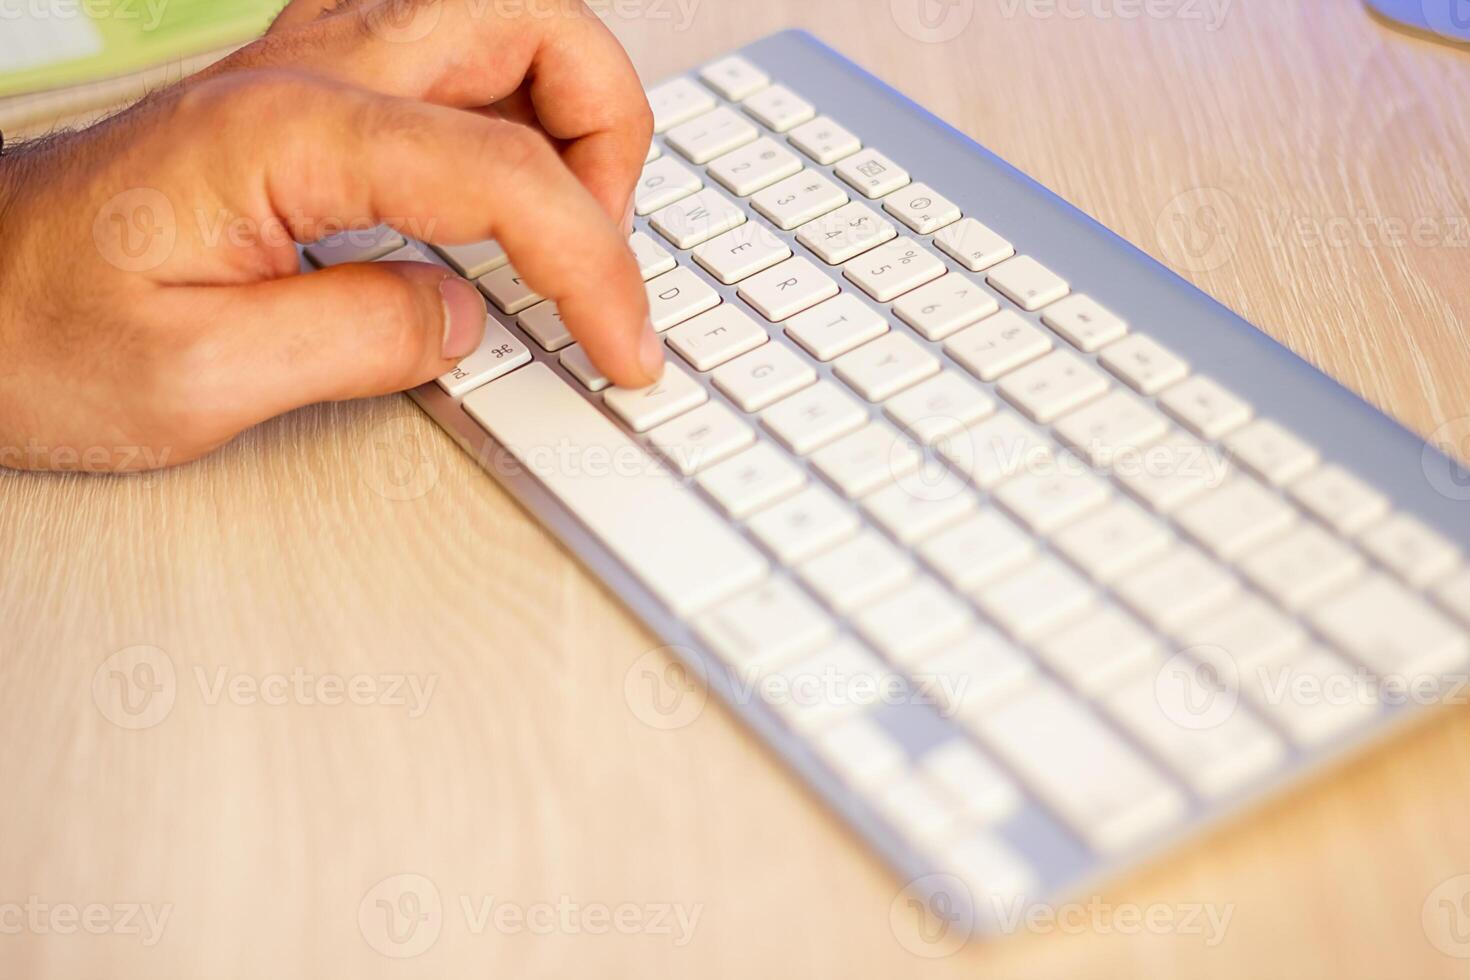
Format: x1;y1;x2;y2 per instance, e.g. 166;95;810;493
666;106;759;164
751;170;849;231
798;530;917;612
1158;375;1253;440
1245;645;1381;747
939;413;1053;490
788;115;862;165
1359;513;1461;587
707;136;803;196
1436;568;1470;627
694;578;834;672
843;237;946;302
1038;607;1161;696
746;484;862;565
1310;574;1470;680
1054;389;1170;467
812;716;905;790
1116;430;1231;512
1099;334;1190;395
1106;669;1285;799
692;223;792;285
985;255;1069;311
835;147;911;198
919;508;1036;591
699;55;769;100
1115;546;1239;630
796;201;897;264
920;742;1021;824
1239;522;1365;610
1174;593;1308;669
666;305;769;371
647;400;756;476
433;240;507;279
862;480;977;545
811;422;922;498
737;256;839;321
942;834;1038;905
478;264;541;314
306;225;404;266
942;310;1053;382
993;467;1112;534
636;156;703;215
1287;465;1389;535
833;332;941;402
516;301;572;352
645;142;660;164
1221;418;1320;486
1052;499;1173;582
854;578;974;664
742;83;815;132
711;341;818;412
559;344;608;392
647;77;717;132
646;267;722;331
932;218;1014;273
784;294;889;361
760;380;868;455
630;231;677;280
651;188;748;250
996;349;1109;424
602;364;707;433
770;640;895;732
436;319;533;397
1172;475;1298;559
462;364;765;615
892;273;1000;342
884;371;996;445
917;631;1036;715
375;242;443;267
882;182;962;235
1040;294;1127;352
975;681;1186;853
976;556;1095;640
696;443;806;519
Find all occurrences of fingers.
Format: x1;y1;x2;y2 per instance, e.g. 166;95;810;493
266;0;339;34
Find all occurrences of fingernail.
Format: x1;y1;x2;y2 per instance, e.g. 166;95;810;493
638;323;665;382
439;276;486;360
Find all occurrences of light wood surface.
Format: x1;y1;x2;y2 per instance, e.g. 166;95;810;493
3;2;1469;977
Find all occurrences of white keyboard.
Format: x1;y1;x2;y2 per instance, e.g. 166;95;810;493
305;34;1470;933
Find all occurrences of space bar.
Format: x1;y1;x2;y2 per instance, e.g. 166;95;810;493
462;363;769;616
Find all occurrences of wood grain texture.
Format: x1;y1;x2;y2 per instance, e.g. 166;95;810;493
3;1;1469;977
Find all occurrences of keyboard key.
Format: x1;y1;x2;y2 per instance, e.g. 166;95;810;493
742;83;815;132
1435;568;1470;627
919;741;1020;824
645;142;660;164
559;344;609;392
306;225;404;266
1040;294;1127;352
651;188;748;249
993;467;1112;534
602;363;708;433
1172;475;1298;559
1053;389;1170;467
516;301;572;352
1173;593;1308;669
784;294;889;361
711;341;817;412
751;170;849;231
919;508;1036;591
1038;607;1161;695
1158;375;1253;440
835;147;911;198
436;319;533;397
788;115;862;165
833;332;941;402
696;442;807;518
746;484;861;565
1239;522;1365;610
770;640;895;732
694;577;835;672
811;422;923;498
629;231;677;280
843;236;947;302
882;182;962;235
1309;574;1470;680
760;380;868;454
1221;418;1319;486
1115;546;1239;630
1244;645;1380;747
892;273;1000;341
1116;430;1231;512
854;578;974;664
707;136;804;196
646;266;722;331
699;55;769;100
798;530;917;613
1051;499;1173;582
884;371;996;445
861;480;977;545
872;770;965;843
667;106;759;164
943;310;1053;382
478;264;542;314
975;681;1186;853
636;156;703;215
932;218;1015;273
796;201;897;264
693;223;793;284
996;349;1110;423
462;364;765;616
647;400;756;476
985;255;1069;311
1287;465;1389;535
941;834;1037;905
939;413;1053;490
812;716;905;789
737;256;840;321
1358;512;1461;587
666;305;769;371
976;556;1095;640
917;630;1036;714
1099;334;1191;395
647;77;717;132
432;240;508;279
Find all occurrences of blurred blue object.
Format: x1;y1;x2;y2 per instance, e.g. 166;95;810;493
1365;0;1470;44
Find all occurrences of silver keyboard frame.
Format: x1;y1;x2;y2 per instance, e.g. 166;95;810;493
407;30;1470;933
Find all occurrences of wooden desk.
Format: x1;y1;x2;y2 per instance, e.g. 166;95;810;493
3;2;1468;977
